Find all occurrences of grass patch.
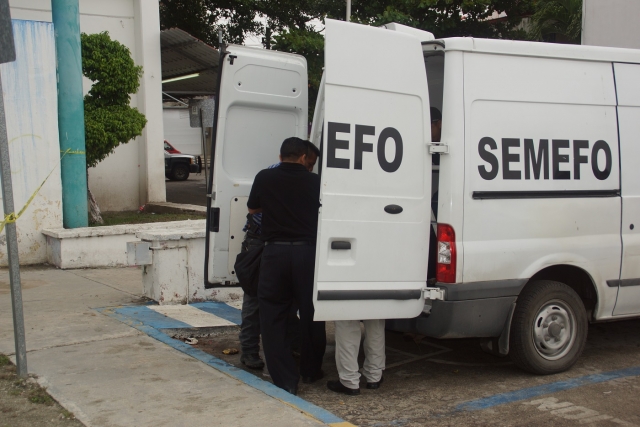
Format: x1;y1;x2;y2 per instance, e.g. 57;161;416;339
60;409;75;419
0;355;9;367
28;389;54;405
92;211;205;227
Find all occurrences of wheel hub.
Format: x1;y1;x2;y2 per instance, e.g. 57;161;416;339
548;322;562;338
532;300;576;361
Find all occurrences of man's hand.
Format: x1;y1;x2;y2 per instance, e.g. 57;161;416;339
248;208;262;215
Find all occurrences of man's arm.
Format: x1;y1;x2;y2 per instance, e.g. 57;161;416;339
247;171;263;214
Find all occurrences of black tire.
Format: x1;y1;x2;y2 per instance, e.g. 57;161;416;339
509;280;587;375
170;164;190;181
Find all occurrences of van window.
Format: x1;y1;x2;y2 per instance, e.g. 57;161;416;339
424;51;445;114
423;49;444;209
423;48;444;279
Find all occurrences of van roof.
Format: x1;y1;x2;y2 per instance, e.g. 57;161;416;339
435;37;640;64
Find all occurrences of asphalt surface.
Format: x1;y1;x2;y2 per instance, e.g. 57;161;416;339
165;172;207;206
195;318;640;427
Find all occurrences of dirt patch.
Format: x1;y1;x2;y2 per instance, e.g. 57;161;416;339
0;354;84;427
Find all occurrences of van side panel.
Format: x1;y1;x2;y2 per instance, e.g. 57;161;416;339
462;53;621;319
613;63;640;316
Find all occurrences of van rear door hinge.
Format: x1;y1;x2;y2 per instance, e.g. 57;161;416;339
428;143;449;154
423;287;445;301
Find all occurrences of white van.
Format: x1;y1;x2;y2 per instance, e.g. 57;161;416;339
204;19;640;375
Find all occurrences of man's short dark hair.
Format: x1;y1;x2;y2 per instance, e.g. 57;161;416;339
305;140;320;158
280;137;308;160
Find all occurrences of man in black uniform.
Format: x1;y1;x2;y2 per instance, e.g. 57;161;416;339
247;137;325;395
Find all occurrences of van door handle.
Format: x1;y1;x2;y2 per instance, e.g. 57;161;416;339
384;204;403;214
331;241;351;250
209;207;220;232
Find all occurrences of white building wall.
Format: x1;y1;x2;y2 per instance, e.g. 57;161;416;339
0;20;63;265
9;0;166;212
582;0;640;49
163;108;203;155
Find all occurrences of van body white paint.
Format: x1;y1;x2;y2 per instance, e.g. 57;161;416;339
204;19;640;374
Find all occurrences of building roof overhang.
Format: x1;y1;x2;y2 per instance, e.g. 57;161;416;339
161;28;219;96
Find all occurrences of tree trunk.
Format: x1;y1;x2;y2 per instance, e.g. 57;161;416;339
87;170;103;225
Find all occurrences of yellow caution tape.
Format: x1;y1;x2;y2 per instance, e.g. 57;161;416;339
60;149;85;155
0;148;72;234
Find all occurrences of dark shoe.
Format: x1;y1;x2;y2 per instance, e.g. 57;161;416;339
301;370;324;384
327;380;360;396
240;353;264;369
366;376;383;389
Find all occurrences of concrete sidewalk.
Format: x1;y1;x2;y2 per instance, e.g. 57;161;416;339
0;266;328;427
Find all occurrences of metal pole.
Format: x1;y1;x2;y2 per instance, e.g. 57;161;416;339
0;73;28;378
51;0;88;228
346;0;351;22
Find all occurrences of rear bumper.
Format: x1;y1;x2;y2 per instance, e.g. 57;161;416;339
387;296;516;338
386;279;526;339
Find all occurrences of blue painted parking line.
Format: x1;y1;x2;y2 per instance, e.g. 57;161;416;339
97;303;348;427
113;305;192;329
191;302;242;326
456;365;640;411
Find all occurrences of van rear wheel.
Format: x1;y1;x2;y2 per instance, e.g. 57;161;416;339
509;280;587;375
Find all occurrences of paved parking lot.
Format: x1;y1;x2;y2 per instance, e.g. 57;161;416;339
196;317;640;427
165;173;207;206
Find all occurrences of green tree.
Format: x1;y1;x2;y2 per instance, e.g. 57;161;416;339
344;0;533;39
160;0;265;45
529;0;582;43
81;32;147;223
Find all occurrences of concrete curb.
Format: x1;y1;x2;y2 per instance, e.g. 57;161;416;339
144;202;206;215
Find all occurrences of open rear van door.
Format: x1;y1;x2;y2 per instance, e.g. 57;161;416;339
313;19;432;320
205;45;307;287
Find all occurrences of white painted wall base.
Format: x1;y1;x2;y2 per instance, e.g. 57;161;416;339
136;229;242;305
42;220;205;269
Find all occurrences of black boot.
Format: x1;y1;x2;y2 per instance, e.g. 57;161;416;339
240;353;265;369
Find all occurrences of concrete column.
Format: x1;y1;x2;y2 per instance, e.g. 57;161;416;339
51;0;88;227
134;0;166;206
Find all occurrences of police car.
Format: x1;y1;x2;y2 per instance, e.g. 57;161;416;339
204;19;640;375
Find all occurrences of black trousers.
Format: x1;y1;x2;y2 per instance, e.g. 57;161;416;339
239;237;300;355
258;244;326;391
